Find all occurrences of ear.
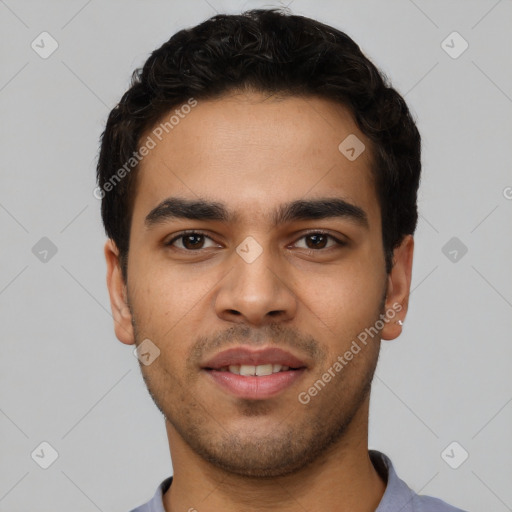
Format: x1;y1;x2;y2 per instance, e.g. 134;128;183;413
104;239;135;345
381;235;414;341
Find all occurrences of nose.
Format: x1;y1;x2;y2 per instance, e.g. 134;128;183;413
214;239;298;327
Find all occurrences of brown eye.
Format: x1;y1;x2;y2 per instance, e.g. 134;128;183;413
294;232;345;251
166;231;218;251
305;233;328;249
181;234;205;250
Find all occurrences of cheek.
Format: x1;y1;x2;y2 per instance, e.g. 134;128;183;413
301;258;383;320
128;258;217;345
296;258;385;358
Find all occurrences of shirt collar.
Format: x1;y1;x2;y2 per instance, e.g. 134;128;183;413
371;449;418;512
143;450;417;512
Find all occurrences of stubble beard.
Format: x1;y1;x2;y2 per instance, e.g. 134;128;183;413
128;291;385;479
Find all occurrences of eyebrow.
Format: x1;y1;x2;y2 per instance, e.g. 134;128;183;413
144;196;369;229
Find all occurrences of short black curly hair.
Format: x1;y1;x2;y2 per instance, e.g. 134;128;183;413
96;8;421;281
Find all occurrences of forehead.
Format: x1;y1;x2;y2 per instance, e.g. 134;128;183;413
132;92;380;228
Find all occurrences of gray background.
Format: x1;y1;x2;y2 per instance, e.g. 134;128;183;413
1;0;511;511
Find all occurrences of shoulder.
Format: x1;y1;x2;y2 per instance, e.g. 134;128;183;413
411;493;469;511
127;476;173;512
370;450;468;512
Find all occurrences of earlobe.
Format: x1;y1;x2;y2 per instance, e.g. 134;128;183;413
104;239;135;345
381;235;414;341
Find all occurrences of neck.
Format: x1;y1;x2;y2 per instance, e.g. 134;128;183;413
163;399;386;512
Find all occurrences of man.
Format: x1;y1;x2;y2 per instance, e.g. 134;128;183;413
97;8;467;512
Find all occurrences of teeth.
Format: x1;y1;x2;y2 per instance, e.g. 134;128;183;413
255;364;273;376
240;365;255;376
222;364;291;376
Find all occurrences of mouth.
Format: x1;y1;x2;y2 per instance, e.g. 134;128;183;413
202;347;307;400
215;363;296;375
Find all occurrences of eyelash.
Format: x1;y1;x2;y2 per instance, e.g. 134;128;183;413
165;230;346;253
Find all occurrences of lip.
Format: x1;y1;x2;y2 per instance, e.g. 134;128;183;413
202;347;307;370
205;368;306;400
201;346;308;400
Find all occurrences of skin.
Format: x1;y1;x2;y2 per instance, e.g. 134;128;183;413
105;91;414;512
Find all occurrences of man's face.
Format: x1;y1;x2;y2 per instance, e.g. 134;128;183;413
108;92;405;477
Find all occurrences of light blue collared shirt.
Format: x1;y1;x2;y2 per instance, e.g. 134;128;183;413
128;450;468;511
